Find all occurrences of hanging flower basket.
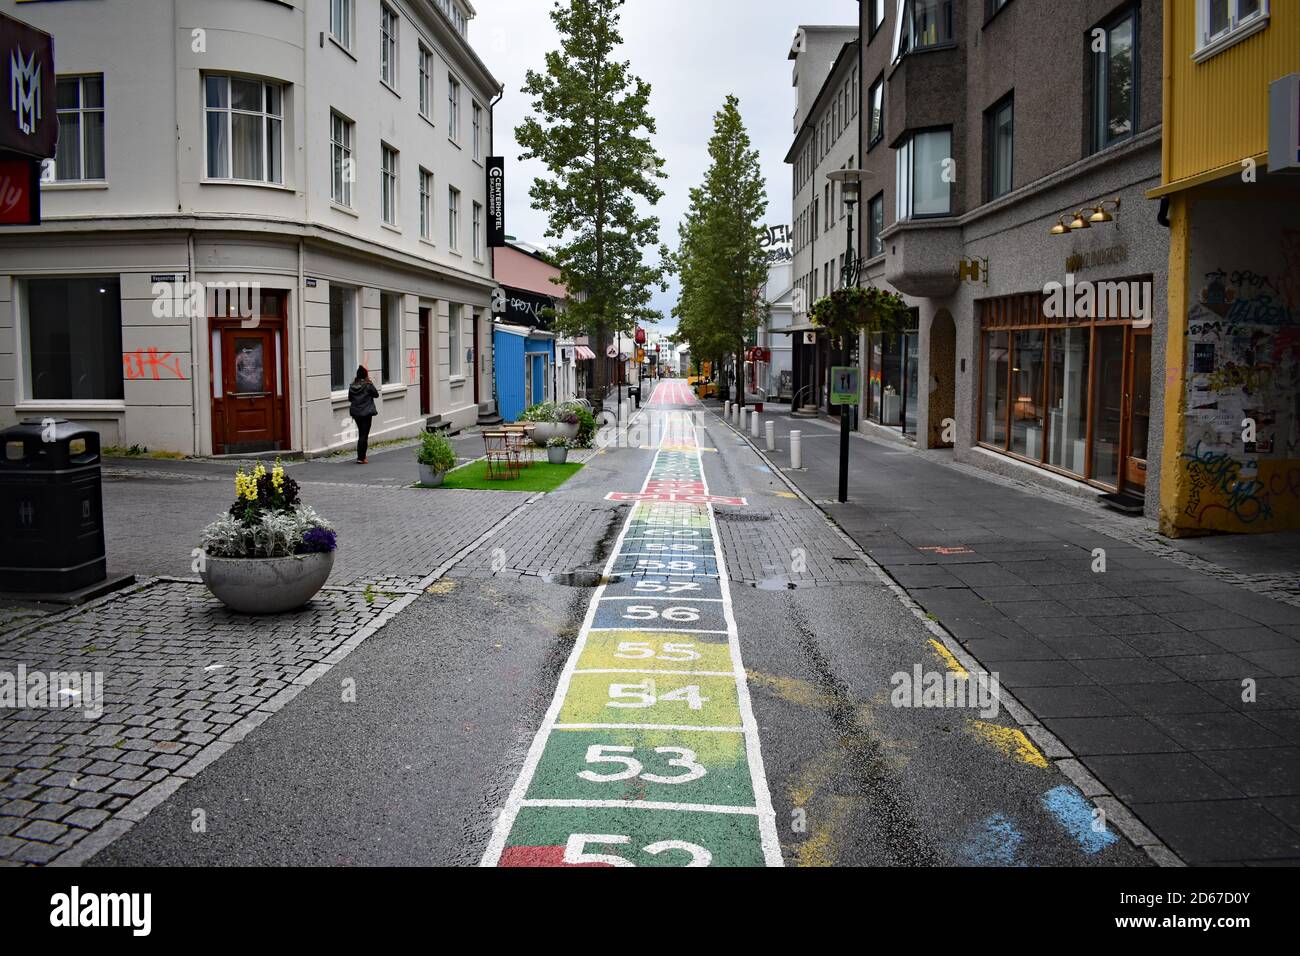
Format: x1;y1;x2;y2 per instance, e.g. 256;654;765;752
809;286;910;348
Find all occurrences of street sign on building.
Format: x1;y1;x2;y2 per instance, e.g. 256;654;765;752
486;156;506;246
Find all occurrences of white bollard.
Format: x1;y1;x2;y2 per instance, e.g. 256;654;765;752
724;400;731;419
751;410;761;438
738;407;746;431
790;430;803;470
765;420;776;451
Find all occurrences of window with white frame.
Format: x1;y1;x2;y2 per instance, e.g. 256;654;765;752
418;44;432;118
448;185;461;250
448;303;462;376
54;75;105;181
895;127;952;220
472;201;483;259
380;292;402;385
894;0;954;60
331;111;354;206
330;0;353;49
1196;0;1268;57
472;102;482;160
419;168;433;239
381;144;399;225
381;4;399;88
448;74;461;142
329;285;356;392
205;75;283;184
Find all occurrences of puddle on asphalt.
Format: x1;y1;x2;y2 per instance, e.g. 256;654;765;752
542;570;623;588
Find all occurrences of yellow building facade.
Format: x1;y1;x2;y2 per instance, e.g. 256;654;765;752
1152;1;1300;536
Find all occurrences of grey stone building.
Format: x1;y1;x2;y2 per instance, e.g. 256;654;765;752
852;0;1167;518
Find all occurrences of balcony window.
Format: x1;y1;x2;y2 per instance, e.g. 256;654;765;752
205;75;283;184
1090;6;1137;152
894;0;954;60
895;127;951;220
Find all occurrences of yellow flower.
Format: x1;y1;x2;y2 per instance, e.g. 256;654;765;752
271;461;285;494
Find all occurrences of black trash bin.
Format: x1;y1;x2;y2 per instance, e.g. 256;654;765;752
629;386;641;409
0;419;107;594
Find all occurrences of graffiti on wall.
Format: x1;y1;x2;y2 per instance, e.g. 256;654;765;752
1176;230;1300;532
123;348;187;381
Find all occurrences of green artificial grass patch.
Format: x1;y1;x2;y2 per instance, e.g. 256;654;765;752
417;459;583;493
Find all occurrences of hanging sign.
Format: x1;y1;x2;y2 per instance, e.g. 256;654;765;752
486;156;506;247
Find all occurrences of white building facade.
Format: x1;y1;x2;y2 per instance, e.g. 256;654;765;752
0;0;500;455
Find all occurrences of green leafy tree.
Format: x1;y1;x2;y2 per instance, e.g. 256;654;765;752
672;95;769;408
515;0;670;395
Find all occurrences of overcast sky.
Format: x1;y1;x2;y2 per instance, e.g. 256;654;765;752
473;0;859;335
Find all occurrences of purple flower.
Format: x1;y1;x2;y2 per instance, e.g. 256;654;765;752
298;526;337;554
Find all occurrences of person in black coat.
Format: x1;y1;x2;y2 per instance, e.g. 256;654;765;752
348;366;380;464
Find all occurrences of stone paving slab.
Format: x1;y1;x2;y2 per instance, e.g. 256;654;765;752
728;405;1300;866
0;581;398;865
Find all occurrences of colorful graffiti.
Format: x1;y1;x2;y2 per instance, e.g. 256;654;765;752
123;348;187;381
1170;229;1300;534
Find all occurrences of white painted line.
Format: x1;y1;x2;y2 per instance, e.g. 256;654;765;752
553;722;746;733
521;799;759;815
596;596;725;603
573;668;736;677
588;627;730;636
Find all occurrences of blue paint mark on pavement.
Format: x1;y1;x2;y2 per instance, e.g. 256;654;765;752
1040;785;1119;854
959;812;1024;866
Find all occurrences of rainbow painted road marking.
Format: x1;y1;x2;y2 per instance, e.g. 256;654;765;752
482;391;782;867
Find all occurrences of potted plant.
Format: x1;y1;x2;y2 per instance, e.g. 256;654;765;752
417;430;457;486
546;435;571;464
522;401;582;445
197;462;338;615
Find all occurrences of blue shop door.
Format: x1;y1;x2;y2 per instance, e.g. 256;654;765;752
532;354;547;404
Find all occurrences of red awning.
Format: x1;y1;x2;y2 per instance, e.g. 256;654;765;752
575;345;597;361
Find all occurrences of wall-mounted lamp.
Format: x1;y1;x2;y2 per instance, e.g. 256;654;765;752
1068;210;1092;231
1049;216;1072;236
1088;197;1122;223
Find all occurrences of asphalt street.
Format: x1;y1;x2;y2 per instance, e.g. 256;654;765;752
95;382;1146;866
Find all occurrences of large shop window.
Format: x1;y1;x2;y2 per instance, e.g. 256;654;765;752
329;286;356;392
24;278;123;401
866;310;920;434
978;288;1150;490
380;292;402;386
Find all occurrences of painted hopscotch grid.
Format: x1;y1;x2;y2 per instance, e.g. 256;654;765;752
481;386;782;867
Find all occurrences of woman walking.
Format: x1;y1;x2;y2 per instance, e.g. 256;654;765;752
348;365;380;464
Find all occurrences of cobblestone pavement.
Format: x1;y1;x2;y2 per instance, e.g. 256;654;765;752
738;407;1300;865
448;498;629;581
101;475;523;591
0;582;400;865
0;448;542;864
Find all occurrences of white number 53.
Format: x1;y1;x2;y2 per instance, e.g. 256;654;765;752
578;744;707;784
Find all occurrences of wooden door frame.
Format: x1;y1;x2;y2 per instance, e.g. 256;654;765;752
209;312;291;455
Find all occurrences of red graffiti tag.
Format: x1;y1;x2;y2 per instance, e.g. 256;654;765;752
123;348;187;381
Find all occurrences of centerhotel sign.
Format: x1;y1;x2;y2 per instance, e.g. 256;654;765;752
0;10;56;227
1;11;56;159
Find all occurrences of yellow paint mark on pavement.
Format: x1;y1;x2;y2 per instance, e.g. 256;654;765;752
967;720;1049;769
773;491;798;499
795;795;854;868
927;638;969;677
745;669;836;710
426;580;457;595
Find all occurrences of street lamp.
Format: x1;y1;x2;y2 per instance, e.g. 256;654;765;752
825;168;871;504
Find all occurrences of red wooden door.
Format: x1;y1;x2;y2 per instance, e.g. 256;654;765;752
220;327;279;451
419;308;431;416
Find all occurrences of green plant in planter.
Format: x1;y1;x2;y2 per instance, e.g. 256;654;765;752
520;401;558;423
545;435;570;448
570;405;597;448
417;430;457;473
809;285;911;348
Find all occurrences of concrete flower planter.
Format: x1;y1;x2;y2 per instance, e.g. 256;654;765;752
532;421;579;446
200;552;334;615
547;446;569;464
